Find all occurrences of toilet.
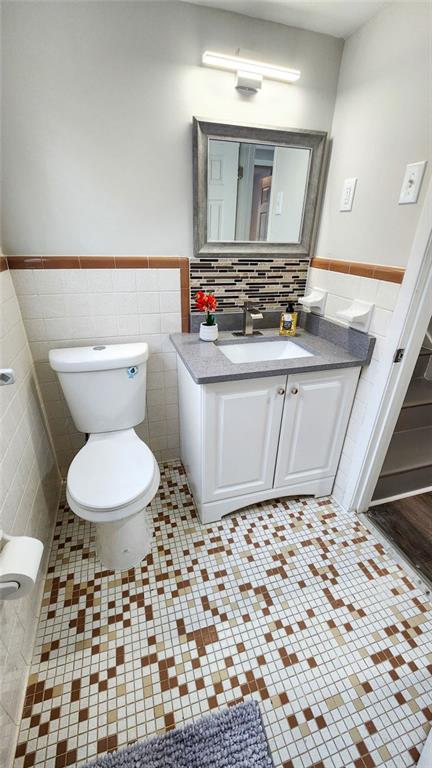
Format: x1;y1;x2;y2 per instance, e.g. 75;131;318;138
49;342;160;571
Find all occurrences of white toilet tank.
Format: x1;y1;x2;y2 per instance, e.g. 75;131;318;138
49;343;149;434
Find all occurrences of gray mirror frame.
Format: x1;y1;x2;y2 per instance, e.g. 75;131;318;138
193;117;327;258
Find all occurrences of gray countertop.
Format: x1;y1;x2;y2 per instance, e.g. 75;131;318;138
170;327;373;384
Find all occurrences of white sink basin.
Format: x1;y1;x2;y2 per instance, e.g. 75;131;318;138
218;339;313;364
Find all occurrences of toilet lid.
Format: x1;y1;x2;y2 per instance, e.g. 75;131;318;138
68;431;157;511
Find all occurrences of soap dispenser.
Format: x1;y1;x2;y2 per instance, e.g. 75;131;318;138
279;302;298;336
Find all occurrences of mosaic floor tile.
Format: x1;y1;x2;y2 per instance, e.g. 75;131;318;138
14;462;432;768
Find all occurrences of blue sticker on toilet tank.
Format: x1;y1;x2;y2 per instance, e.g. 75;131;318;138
127;366;138;379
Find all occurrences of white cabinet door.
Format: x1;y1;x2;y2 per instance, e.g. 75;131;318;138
274;367;360;488
203;375;286;503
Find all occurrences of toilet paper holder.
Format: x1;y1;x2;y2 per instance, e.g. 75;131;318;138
0;532;19;598
0;530;44;600
0;579;21;599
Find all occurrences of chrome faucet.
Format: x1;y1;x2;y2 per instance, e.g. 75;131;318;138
242;301;263;336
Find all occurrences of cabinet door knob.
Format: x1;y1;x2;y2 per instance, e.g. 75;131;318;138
291;387;299;395
277;387;285;395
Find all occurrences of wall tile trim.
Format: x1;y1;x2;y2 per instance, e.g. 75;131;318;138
0;254;8;271
6;256;190;332
310;257;405;284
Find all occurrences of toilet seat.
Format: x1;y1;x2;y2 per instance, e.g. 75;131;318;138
67;429;160;523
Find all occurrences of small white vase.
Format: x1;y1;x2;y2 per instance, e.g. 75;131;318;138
199;322;218;341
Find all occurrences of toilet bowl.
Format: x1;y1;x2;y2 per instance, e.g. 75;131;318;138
67;429;160;570
49;342;160;571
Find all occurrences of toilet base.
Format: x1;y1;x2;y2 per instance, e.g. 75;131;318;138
95;508;153;571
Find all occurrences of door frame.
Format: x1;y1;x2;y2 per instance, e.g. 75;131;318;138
347;177;432;514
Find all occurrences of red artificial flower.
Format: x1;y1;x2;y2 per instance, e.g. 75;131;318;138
195;291;218;313
195;291;206;311
206;295;217;312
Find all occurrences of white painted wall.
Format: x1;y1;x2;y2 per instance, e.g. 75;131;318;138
316;2;432;268
0;269;61;768
1;1;343;255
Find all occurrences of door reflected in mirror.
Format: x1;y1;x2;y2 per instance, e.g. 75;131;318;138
207;138;311;243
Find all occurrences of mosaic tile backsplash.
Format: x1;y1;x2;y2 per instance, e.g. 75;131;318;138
14;461;432;768
190;257;309;312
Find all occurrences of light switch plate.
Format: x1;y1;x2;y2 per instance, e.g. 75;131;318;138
340;177;357;212
399;161;427;204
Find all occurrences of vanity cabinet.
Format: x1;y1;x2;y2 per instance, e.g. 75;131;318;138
177;359;360;523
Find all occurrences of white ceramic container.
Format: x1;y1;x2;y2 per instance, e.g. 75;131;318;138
199;323;218;341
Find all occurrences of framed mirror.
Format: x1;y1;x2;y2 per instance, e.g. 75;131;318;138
193;118;327;258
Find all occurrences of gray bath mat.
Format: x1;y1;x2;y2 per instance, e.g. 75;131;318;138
82;700;274;768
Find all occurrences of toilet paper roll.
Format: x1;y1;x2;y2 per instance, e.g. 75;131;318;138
0;535;44;601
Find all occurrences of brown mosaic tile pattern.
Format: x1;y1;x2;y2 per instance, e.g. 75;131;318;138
14;462;432;768
189;256;308;311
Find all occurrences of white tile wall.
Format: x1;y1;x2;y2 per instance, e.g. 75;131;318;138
306;267;401;510
11;268;182;477
0;269;61;768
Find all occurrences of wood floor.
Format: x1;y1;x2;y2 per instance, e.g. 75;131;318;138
367;492;432;584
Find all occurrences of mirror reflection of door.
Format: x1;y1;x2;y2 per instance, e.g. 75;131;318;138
207;140;240;241
206;137;311;243
250;169;272;241
258;176;272;240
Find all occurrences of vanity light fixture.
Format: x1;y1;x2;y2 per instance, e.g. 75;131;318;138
235;70;263;95
202;50;301;94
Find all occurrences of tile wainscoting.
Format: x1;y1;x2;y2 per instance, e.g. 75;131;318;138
306;264;403;511
6;253;407;498
8;256;190;332
0;266;61;768
189;256;309;312
8;257;188;476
